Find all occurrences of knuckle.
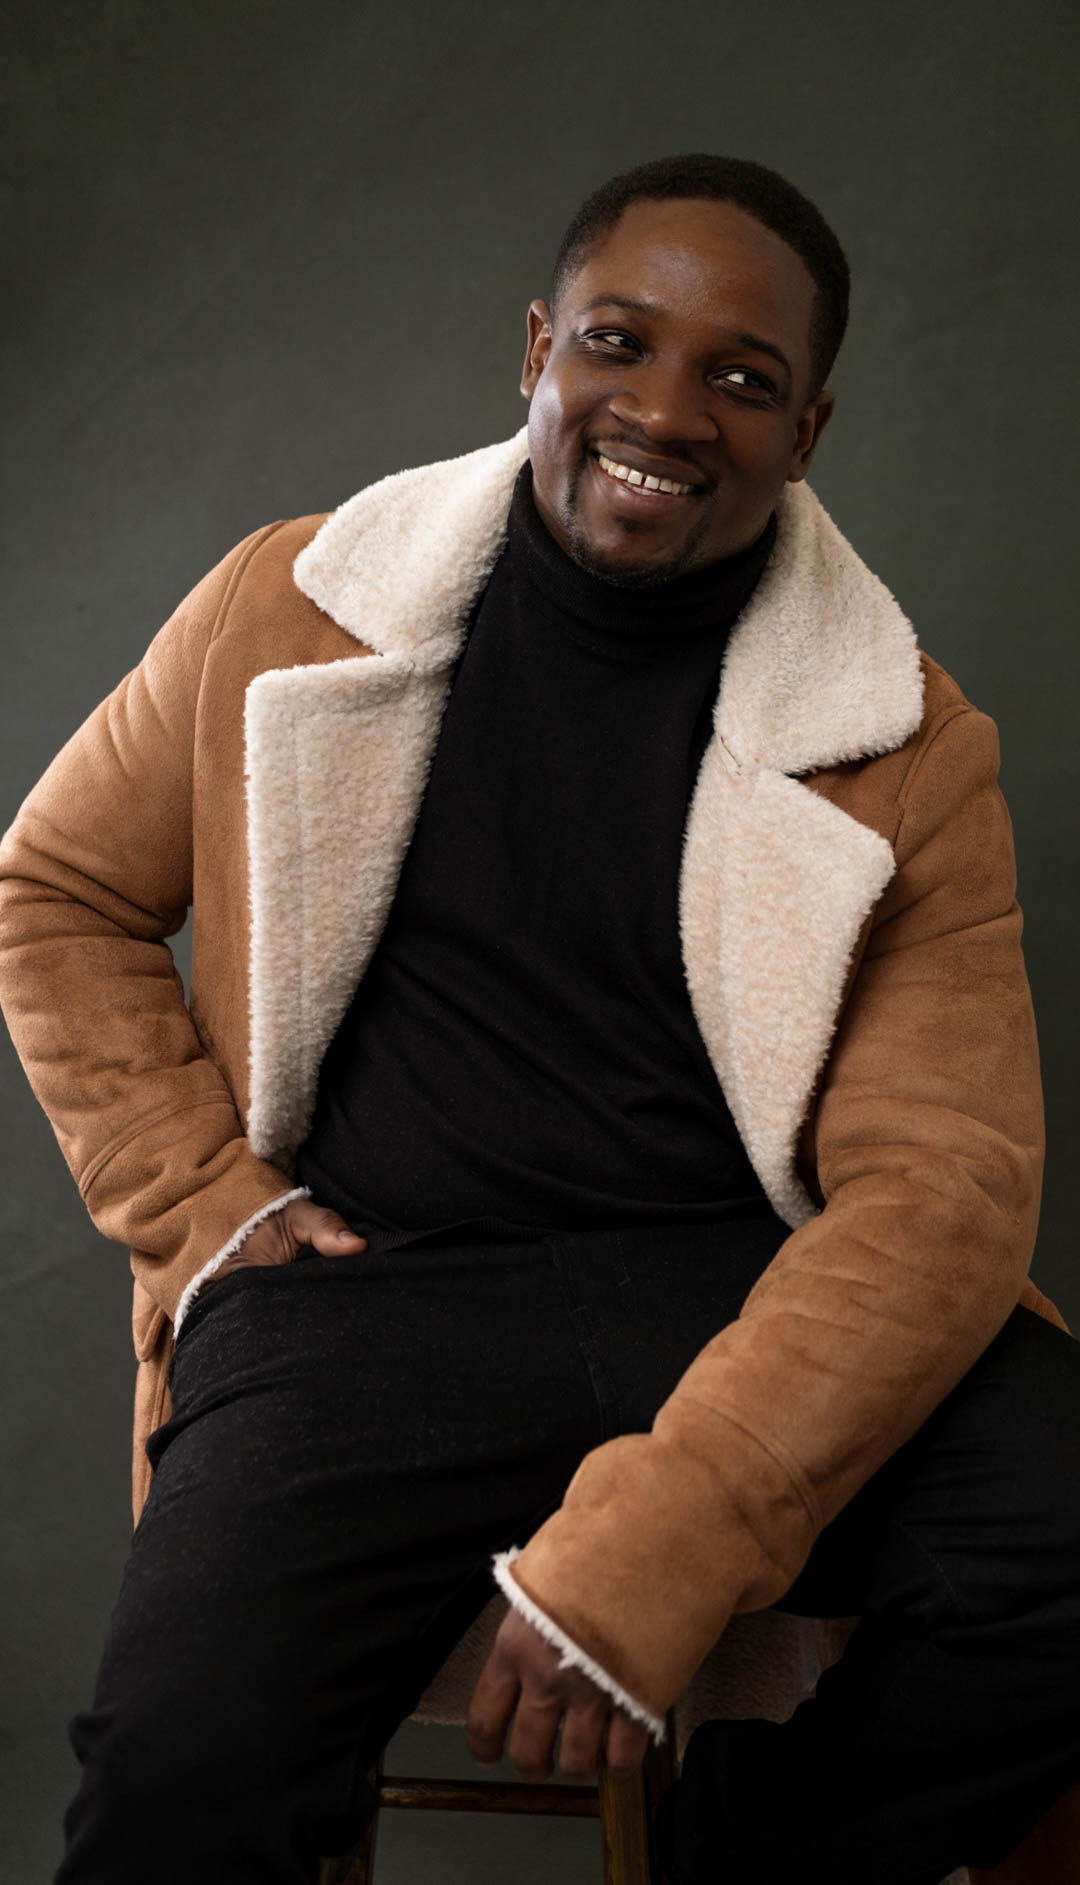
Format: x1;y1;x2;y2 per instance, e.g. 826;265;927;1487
530;1673;564;1705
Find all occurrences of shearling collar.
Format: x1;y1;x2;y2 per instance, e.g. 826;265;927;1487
293;425;924;780
247;428;923;1222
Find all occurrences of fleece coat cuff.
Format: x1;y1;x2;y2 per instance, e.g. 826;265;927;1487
491;1549;668;1744
497;1401;818;1725
172;1185;313;1336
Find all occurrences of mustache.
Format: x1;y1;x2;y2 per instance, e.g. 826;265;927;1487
584;436;714;491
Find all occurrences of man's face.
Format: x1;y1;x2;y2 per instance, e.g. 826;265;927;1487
521;197;835;584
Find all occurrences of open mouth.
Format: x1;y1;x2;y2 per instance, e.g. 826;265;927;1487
591;450;702;507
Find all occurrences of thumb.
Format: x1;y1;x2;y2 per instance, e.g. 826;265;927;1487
290;1199;367;1256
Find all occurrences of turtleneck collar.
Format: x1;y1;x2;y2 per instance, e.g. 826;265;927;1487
507;458;777;649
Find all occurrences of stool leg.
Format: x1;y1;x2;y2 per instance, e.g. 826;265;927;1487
319;1751;384;1885
644;1714;679;1883
599;1713;678;1885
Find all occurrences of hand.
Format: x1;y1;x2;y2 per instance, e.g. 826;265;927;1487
465;1606;650;1784
201;1197;367;1288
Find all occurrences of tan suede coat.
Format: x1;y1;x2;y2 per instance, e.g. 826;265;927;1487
0;428;1065;1740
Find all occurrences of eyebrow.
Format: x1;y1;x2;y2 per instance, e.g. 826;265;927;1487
575;294;794;382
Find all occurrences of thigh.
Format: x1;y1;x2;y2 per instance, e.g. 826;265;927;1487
111;1239;605;1768
571;1211;794;1435
772;1304;1080;1655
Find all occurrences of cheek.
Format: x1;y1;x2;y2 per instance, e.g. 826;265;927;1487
725;415;797;476
529;362;601;440
525;379;559;457
526;374;557;434
526;372;593;493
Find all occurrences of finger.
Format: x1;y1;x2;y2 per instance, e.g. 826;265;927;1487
304;1208;367;1255
603;1711;651;1780
465;1664;520;1769
507;1691;564;1783
555;1696;610;1782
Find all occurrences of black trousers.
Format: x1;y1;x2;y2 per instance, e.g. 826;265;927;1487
55;1219;1080;1885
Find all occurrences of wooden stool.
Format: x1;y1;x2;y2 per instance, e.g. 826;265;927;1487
316;1710;678;1885
316;1735;1080;1885
312;1596;843;1885
313;1594;1079;1883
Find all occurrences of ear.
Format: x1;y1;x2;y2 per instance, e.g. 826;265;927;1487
520;299;553;401
786;389;836;483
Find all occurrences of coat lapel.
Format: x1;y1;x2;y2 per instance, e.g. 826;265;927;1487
243;654;454;1165
681;464;924;1224
242;431;527;1166
243;426;924;1219
680;754;898;1225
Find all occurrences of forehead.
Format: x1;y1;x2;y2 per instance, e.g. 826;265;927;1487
567;197;816;360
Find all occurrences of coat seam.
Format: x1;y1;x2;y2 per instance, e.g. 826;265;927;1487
673;1391;824;1535
894;702;976;825
191;522;292;823
205;520;291;654
79;1095;239;1199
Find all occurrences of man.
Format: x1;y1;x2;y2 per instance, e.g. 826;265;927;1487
1;153;1077;1885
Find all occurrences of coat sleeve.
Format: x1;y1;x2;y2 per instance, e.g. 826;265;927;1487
0;524;303;1324
498;703;1045;1724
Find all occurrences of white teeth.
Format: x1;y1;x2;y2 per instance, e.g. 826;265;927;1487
596;453;694;497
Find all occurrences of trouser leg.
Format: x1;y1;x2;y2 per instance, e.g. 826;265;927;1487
656;1302;1080;1885
54;1236;605;1885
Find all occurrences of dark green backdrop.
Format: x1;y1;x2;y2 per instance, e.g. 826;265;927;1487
2;2;1077;1876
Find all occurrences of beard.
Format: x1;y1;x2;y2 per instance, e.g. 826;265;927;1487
558;454;715;589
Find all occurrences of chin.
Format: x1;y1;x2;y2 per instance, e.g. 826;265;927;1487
564;526;702;589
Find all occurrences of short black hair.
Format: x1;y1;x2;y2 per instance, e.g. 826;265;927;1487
550;153;850;396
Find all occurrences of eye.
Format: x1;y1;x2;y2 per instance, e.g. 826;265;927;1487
582;329;641;352
716;366;774;394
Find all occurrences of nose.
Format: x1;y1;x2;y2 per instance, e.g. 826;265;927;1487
607;362;718;446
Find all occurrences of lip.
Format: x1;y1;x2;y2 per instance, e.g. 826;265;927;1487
589;444;708;490
587;449;703;516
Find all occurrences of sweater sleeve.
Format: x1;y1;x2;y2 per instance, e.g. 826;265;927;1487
498;705;1044;1721
0;525;303;1325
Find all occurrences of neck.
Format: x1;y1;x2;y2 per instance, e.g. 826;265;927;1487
512;460;778;644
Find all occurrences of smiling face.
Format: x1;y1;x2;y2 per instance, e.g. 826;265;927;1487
521;197;836;584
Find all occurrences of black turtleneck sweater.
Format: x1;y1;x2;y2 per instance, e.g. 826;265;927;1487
294;462;777;1249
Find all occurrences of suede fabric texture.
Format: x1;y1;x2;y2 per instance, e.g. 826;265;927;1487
0;428;1063;1739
